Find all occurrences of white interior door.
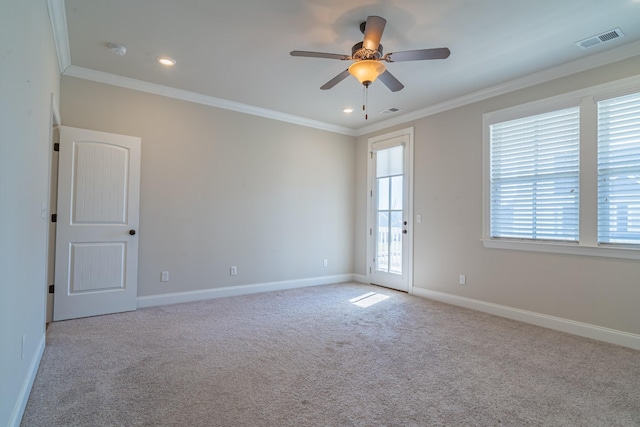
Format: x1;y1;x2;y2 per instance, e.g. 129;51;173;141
53;126;141;321
368;129;413;292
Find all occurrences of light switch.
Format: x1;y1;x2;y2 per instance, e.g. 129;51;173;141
416;214;422;224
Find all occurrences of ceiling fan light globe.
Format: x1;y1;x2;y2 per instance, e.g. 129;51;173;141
348;60;386;85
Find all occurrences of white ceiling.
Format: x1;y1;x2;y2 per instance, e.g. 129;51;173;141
56;0;640;133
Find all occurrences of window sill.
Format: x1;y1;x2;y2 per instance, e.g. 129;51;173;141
481;238;640;260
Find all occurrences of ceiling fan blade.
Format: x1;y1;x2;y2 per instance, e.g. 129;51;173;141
378;70;404;92
362;16;386;51
387;47;451;62
320;69;351;90
290;51;349;60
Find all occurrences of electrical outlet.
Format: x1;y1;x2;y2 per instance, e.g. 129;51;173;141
323;259;328;268
459;274;466;285
230;265;237;276
161;271;169;282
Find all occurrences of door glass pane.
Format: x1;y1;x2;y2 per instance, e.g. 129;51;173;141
377;177;389;210
391;176;403;210
375;145;404;276
376;145;403;177
390;211;403;274
377;212;389;272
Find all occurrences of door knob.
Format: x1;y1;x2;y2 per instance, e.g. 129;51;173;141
129;229;136;236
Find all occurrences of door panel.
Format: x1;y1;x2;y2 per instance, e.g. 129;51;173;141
72;142;129;224
54;126;140;321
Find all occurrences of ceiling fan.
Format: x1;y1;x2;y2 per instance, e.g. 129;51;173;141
290;15;450;92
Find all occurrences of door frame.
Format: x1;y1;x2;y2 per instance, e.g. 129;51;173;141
45;94;61;323
366;127;414;293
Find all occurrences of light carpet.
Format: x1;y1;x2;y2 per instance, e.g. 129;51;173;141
21;282;640;426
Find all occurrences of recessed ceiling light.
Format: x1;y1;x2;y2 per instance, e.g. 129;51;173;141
157;57;176;66
107;43;127;56
343;107;354;114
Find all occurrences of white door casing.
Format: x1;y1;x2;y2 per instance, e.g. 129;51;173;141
53;126;141;321
367;128;414;292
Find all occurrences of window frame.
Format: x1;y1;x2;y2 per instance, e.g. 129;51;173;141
488;105;581;242
482;74;640;260
596;91;640;246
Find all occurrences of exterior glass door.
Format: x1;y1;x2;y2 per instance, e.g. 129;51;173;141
370;138;409;291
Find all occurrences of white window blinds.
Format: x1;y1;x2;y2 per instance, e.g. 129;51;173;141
597;91;640;245
490;107;580;241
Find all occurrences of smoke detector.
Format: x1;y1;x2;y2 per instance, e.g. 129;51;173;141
107;43;127;56
576;28;624;49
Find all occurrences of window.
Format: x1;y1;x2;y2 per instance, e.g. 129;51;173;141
489;107;580;241
598;92;640;245
483;75;640;259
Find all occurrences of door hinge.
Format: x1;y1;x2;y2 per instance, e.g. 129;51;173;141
53;142;60;152
51;213;57;222
48;284;55;293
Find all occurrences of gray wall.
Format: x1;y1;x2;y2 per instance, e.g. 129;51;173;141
60;77;355;297
0;0;60;425
356;55;640;335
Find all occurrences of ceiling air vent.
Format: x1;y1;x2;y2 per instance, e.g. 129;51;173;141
380;107;402;115
576;28;624;49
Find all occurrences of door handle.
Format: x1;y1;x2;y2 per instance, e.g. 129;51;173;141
129;229;136;236
402;230;407;234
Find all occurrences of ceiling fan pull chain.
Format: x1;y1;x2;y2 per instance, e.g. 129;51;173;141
363;84;369;120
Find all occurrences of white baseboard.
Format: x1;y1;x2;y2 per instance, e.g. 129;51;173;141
412;288;640;351
137;274;355;308
352;274;368;284
136;277;639;350
9;333;46;427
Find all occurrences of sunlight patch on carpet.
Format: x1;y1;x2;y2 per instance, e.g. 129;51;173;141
349;292;391;308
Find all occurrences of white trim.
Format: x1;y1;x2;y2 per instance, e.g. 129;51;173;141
47;0;640;139
8;333;46;427
481;239;640;260
46;0;70;73
412;288;640;351
62;66;356;137
355;40;640;137
483;73;640;125
366;128;414;293
45;94;60;324
46;0;640;139
137;274;354;308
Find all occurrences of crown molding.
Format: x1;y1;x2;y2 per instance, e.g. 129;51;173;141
49;0;639;139
354;40;640;136
47;0;70;73
63;66;356;136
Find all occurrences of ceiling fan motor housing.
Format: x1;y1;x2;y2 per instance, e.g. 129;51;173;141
351;41;383;61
